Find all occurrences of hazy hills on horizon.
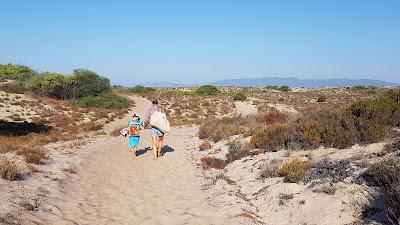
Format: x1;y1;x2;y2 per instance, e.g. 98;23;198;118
139;77;399;88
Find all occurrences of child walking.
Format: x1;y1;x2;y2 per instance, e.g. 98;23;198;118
127;112;144;159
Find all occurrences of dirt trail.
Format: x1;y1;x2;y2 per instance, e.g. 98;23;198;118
30;97;233;225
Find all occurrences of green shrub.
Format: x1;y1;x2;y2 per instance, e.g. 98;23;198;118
233;92;247;101
25;69;110;99
73;95;129;109
71;69;110;98
265;85;291;92
0;64;37;81
196;85;220;95
128;85;156;93
25;72;70;99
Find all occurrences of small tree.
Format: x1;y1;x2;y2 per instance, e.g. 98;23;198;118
71;69;110;98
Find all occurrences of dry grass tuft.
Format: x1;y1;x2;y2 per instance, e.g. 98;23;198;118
200;156;226;170
18;148;47;164
199;141;212;151
0;159;18;181
277;159;310;183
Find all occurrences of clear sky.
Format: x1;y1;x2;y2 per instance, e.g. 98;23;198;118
1;0;399;85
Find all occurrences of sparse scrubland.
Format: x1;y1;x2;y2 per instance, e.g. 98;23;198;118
196;87;400;224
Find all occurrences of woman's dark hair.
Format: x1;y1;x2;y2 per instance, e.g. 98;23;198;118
152;99;159;105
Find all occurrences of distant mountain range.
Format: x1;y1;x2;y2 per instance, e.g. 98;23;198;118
140;77;399;88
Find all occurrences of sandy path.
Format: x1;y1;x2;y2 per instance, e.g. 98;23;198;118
30;97;232;225
234;101;258;116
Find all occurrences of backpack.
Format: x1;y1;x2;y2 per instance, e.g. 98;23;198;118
150;111;170;133
129;121;141;136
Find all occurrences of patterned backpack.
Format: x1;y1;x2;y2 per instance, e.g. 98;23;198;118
129;121;141;136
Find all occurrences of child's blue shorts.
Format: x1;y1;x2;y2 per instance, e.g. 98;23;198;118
129;136;140;147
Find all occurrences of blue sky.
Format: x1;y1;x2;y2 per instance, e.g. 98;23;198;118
0;0;399;85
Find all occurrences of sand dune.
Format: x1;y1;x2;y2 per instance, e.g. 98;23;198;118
29;97;234;225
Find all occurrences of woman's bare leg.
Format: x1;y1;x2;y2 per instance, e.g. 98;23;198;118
152;136;158;159
157;136;164;157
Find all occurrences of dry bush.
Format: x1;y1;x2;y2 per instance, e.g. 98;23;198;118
303;159;354;185
321;184;336;195
260;109;287;125
317;95;327;102
110;126;125;137
277;159;310;183
198;117;248;142
0;82;25;94
199;141;212;151
383;137;400;154
367;158;400;223
79;122;103;132
258;160;281;179
225;141;251;164
200;156;226;170
248;123;290;151
0;159;18;181
0;136;24;153
18;148;47;164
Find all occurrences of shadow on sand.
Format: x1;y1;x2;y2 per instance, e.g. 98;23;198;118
0;120;51;136
161;145;174;156
136;147;151;156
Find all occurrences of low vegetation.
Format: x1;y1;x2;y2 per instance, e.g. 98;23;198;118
200;156;226;170
72;94;130;109
265;85;291;92
0;159;18;181
233;92;247;101
196;85;220;95
198;110;287;142
247;90;400;151
0;64;37;81
351;85;377;90
128;85;156;93
276;159;310;183
199;141;212;151
367;158;400;224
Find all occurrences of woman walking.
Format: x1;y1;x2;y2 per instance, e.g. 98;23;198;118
145;99;165;160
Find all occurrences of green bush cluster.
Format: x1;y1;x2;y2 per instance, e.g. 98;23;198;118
0;64;37;81
72;94;129;109
25;69;110;99
233;92;247;101
196;85;220;95
128;85;156;93
265;85;291;92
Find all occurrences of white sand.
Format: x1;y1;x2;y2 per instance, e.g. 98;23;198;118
234;101;258;116
27;97;234;225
